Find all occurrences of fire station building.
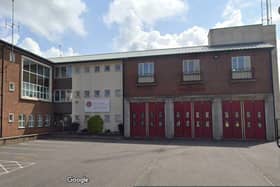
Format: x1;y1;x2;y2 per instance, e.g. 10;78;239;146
0;24;278;141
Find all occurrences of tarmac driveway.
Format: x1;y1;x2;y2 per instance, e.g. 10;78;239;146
0;138;279;187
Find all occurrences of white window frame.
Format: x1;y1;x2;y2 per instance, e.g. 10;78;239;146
138;62;154;77
94;90;100;97
28;114;34;128
115;114;122;123
115;89;121;97
75;91;80;98
37;114;43;127
53;89;72;103
115;64;122;72
21;56;52;102
104;89;110;97
45;114;50;127
8;113;14;123
9;82;15;92
183;59;200;74
231;56;251;72
94;66;100;72
18;113;25;128
84;90;90;98
104;65;110;72
104;114;110;123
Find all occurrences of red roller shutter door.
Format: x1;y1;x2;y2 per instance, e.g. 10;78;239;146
244;100;266;140
148;102;165;138
130;103;146;137
174;102;192;138
222;101;242;139
194;101;212;139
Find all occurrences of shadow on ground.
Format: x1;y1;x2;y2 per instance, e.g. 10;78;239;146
38;134;273;148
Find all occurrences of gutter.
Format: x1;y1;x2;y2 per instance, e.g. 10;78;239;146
0;46;4;138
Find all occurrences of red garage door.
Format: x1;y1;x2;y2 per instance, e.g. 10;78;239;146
130;103;146;137
244;100;266;140
194;101;212;139
222;101;242;139
174;102;192;138
148;102;165;138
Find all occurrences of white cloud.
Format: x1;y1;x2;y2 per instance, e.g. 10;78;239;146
18;36;78;58
0;0;87;40
104;0;208;51
214;0;245;28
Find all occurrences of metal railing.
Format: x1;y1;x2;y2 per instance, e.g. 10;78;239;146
231;68;254;80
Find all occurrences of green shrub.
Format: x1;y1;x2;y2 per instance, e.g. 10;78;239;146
87;115;103;134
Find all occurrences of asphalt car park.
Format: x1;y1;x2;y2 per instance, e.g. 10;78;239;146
0;138;279;187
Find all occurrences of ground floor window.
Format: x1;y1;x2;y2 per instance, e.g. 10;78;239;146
38;114;43;127
28;114;34;128
18;114;25;128
45;114;50;127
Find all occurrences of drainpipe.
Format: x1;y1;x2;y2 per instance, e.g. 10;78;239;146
0;45;5;138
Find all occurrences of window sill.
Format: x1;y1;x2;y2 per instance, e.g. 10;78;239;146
18;127;25;129
180;80;203;85
136;82;157;87
231;78;256;83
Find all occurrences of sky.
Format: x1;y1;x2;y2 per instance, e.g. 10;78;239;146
0;0;279;59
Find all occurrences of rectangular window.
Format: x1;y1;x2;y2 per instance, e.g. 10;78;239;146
84;66;90;73
45;114;50;127
66;90;72;102
54;90;60;102
8;113;14;123
61;66;67;78
75;91;80;98
28;114;34;128
115;89;121;97
104;89;110;97
231;56;252;79
37;114;43;127
75;115;80;121
104;115;110;123
182;59;201;81
75;67;80;74
22;57;51;101
94;66;100;72
84;90;90;98
138;62;154;77
115;64;122;72
9;82;15;92
55;67;60;78
115;114;121;122
183;59;200;74
104;65;110;72
66;65;72;77
18;114;25;128
94;90;100;97
60;90;66;102
84;115;90;122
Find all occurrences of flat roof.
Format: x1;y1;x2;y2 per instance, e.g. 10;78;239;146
50;42;274;64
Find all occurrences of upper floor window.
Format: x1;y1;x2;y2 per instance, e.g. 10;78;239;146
104;89;110;97
104;65;110;72
75;66;80;74
22;57;51;101
95;66;100;72
94;90;100;97
138;62;155;83
84;90;90;98
115;64;122;72
9;51;15;62
231;56;252;79
53;89;72;103
182;59;201;81
54;65;71;79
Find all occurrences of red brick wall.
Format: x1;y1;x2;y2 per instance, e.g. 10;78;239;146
124;49;273;97
1;48;54;137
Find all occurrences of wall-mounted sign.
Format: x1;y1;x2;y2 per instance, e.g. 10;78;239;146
84;99;110;113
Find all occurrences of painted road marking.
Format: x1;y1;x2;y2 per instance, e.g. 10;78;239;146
0;160;35;177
